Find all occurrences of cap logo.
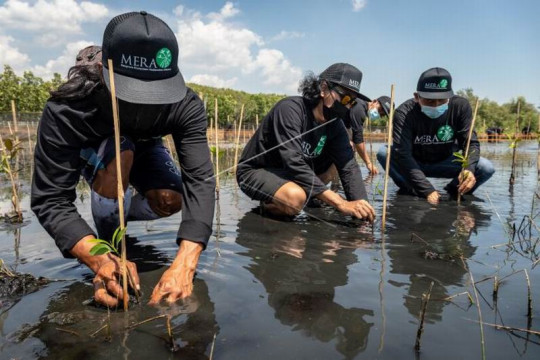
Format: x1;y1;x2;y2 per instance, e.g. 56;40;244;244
424;78;449;90
156;48;172;69
348;79;360;91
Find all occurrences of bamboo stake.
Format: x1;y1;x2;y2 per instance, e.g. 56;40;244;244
11;100;18;134
458;98;480;205
476;321;540;336
107;59;129;311
209;333;217;360
255;114;259;128
381;85;395;232
233;104;245;174
214;99;221;256
524;269;532;321
415;281;434;352
510;101;520;185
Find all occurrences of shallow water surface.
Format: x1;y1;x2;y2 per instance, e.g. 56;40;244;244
1;141;539;359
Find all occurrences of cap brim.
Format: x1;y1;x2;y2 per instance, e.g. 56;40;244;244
103;67;187;104
416;90;454;100
338;84;371;102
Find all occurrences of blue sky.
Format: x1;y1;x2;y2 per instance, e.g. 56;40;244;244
0;0;538;107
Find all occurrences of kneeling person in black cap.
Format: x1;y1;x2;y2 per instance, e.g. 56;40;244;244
31;12;215;307
376;67;494;204
348;96;392;174
236;63;375;221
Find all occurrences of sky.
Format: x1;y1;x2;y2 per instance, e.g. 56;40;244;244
0;0;538;108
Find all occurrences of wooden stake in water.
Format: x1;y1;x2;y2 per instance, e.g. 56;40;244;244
381;85;396;232
107;59;129;311
11;100;18;134
214;99;220;194
510;101;520;185
233;104;245;174
458;98;480;205
415;281;434;352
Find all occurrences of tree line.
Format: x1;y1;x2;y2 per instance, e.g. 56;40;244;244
1;64;538;133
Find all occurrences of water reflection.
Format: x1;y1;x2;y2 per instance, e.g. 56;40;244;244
236;209;374;359
386;198;491;321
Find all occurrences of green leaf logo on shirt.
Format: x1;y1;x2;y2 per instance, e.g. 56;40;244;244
156;48;172;69
439;79;448;89
436;125;454;142
313;135;327;156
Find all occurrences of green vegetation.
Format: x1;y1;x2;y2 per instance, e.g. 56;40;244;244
1;65;538;131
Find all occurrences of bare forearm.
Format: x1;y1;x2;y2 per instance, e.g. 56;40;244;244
316;189;346;209
355;142;371;166
172;240;203;271
70;235;110;273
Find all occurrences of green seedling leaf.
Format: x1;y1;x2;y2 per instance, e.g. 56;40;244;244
113;227;127;251
3;138;13;152
90;243;112;256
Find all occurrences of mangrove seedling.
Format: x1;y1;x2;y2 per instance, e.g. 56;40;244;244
0;134;23;223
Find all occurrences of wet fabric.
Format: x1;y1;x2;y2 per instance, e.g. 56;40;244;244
391;96;481;197
237;96;367;201
31;88;215;257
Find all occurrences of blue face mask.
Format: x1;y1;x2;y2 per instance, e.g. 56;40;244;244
368;108;380;120
421;102;448;119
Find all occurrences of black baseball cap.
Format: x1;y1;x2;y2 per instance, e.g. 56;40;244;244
319;63;371;102
102;11;186;104
416;67;454;99
375;96;392;116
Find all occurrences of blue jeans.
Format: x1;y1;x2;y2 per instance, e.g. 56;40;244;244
376;146;495;195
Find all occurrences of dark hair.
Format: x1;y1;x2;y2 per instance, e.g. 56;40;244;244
49;64;104;101
298;71;322;106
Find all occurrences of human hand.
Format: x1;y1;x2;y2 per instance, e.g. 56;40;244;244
149;241;203;305
337;199;375;222
458;170;476;194
93;255;140;307
70;235;140;308
426;191;440;205
366;163;379;175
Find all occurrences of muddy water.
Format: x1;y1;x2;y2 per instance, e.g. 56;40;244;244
1;141;539;359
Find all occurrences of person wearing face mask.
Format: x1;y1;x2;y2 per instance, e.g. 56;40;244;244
236;63;375;221
376;67;494;204
347;96;392;174
31;12;215;307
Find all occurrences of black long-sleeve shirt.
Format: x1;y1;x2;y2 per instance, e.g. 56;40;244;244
392;96;480;196
31;87;215;257
237;96;367;200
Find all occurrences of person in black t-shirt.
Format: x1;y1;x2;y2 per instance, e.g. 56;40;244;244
236;63;375;221
348;96;391;174
376;67;494;204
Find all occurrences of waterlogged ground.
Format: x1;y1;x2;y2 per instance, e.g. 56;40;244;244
1;141;540;359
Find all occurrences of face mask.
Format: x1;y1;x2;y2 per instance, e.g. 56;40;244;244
117;100;167;129
323;100;349;121
368;108;380;120
421;102;448;119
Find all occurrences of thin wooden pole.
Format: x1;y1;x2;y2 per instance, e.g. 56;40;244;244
214;99;220;193
381;85;395;232
11;100;18;134
107;59;129;311
510;101;520;185
255;114;259;128
458;98;480;205
233;104;245;173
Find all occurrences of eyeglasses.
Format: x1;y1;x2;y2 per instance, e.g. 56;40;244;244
329;84;357;107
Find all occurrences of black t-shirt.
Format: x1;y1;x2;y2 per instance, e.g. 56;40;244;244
238;96;367;200
349;100;369;144
31;87;215;257
392;96;480;196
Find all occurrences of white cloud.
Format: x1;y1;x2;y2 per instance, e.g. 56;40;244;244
175;2;302;94
0;0;108;40
269;31;305;42
352;0;367;12
189;74;238;88
31;40;93;79
0;35;31;72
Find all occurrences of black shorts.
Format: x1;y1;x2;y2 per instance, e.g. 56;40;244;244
80;136;183;194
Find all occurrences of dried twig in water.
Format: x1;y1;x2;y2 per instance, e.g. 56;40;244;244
524;269;532;320
434;291;474;305
415;281;434;352
90;323;109;338
126;315;167;330
461;257;486;360
55;327;80;337
472;321;540;336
